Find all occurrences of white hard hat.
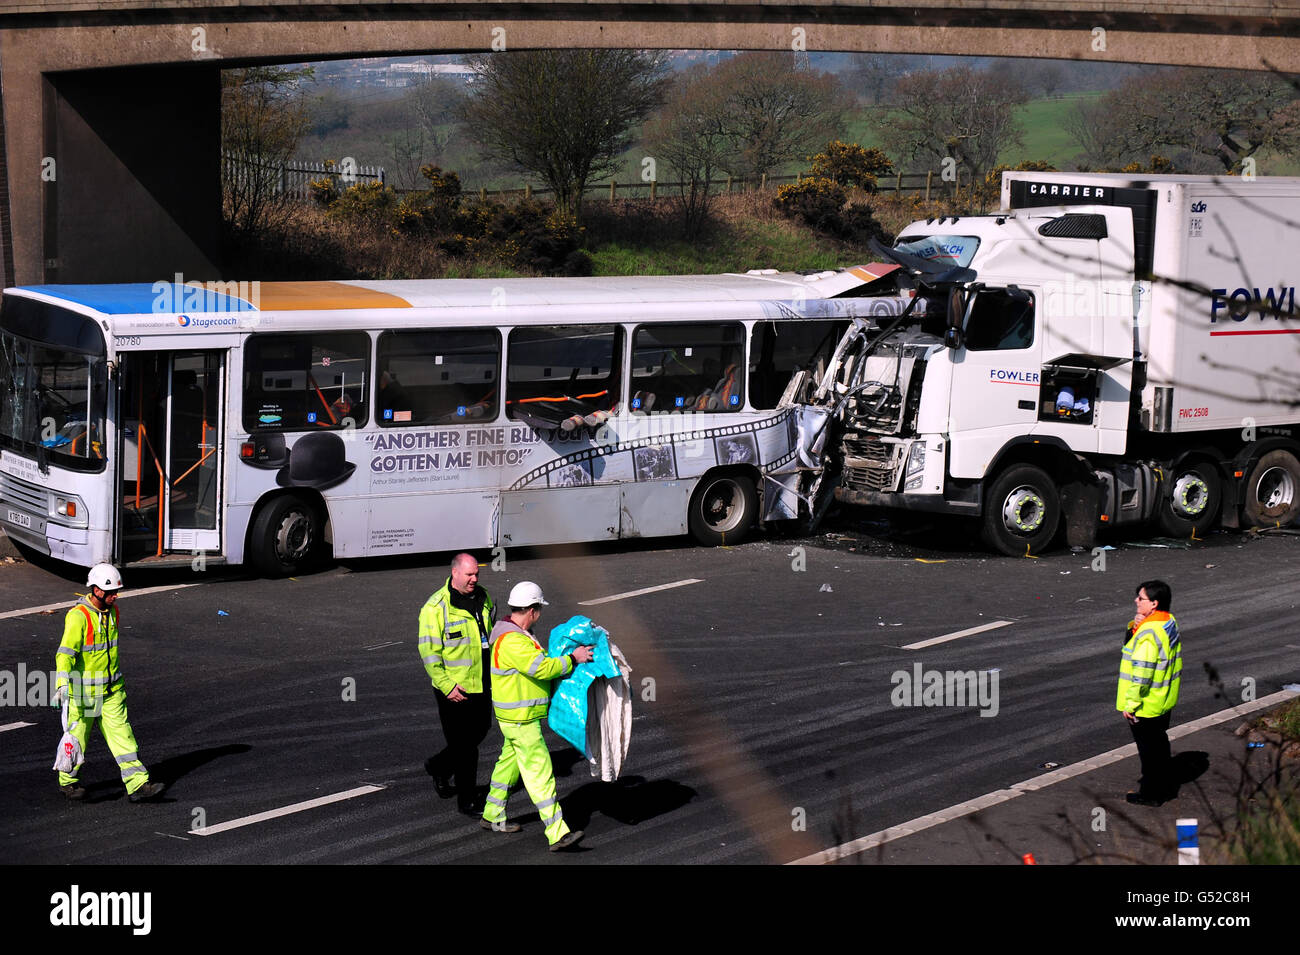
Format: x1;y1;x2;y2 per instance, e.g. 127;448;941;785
508;581;548;608
86;562;123;592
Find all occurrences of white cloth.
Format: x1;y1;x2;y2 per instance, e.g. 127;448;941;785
584;641;632;782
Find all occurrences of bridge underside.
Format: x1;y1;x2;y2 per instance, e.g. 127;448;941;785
1;10;1296;285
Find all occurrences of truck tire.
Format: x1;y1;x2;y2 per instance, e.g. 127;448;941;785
249;495;322;577
1242;450;1300;527
981;464;1061;556
1156;460;1222;537
688;472;758;546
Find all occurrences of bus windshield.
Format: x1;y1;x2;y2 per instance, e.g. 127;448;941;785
0;295;108;471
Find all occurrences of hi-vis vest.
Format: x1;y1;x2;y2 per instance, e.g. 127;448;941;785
418;582;496;695
1117;611;1182;717
55;599;123;703
490;621;574;723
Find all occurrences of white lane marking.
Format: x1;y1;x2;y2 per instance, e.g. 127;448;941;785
190;785;384;836
364;641;403;651
0;582;203;621
579;578;703;606
902;620;1014;651
155;832;190;841
0;721;36;733
789;689;1299;865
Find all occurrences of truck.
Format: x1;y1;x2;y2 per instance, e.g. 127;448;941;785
791;172;1300;554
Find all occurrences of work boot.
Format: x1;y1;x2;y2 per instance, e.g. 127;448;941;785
128;781;167;803
480;818;522;833
425;758;455;799
60;783;86;801
549;830;585;852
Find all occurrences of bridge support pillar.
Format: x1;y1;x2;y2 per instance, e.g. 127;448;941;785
4;62;221;285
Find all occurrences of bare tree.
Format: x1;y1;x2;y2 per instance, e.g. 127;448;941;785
221;66;314;237
644;65;732;238
1066;69;1300;173
880;67;1029;182
707;53;851;181
847;53;908;105
458;50;670;218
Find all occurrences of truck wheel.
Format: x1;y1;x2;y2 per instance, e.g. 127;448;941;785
689;472;758;546
1156;461;1221;537
249;495;321;577
981;465;1061;556
1242;450;1300;527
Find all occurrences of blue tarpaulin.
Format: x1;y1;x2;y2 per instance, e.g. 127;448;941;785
547;615;619;753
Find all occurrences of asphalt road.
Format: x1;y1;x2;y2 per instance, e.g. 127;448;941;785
1;516;1297;866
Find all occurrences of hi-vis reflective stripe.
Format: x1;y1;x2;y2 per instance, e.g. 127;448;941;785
444;659;473;668
57;647;76;657
116;751;139;764
526;656;548;677
495;697;549;709
535;795;558;812
421;654;440;664
1120;672;1154;686
444;636;475;648
492;667;518;677
121;766;147;779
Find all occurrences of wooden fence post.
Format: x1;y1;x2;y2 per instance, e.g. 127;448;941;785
650;180;656;201
480;187;487;201
895;170;902;194
760;173;767;191
610;180;616;201
525;183;531;199
925;170;932;201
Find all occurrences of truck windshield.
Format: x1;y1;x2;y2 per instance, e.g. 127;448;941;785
894;235;980;269
0;295;108;472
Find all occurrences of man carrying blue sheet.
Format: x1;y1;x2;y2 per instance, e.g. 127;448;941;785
481;581;593;852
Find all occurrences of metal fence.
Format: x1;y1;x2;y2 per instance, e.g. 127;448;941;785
223;155;387;200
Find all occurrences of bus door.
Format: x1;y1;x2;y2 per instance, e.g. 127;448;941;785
117;350;224;563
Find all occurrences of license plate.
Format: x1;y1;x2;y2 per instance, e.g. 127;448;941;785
6;508;31;529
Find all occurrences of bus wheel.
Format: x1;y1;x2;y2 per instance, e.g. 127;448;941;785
689;473;757;546
1156;461;1221;537
250;495;321;577
981;464;1060;556
1242;450;1300;527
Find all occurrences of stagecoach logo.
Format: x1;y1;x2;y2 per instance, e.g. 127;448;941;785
177;315;190;327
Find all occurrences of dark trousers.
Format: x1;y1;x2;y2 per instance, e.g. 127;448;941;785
1130;711;1173;800
430;650;492;809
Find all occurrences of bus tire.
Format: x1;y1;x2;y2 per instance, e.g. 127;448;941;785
1156;460;1222;537
249;495;321;577
688;472;758;546
1241;449;1300;527
981;464;1060;556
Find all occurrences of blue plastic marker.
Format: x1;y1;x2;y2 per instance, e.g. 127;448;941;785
1177;818;1199;865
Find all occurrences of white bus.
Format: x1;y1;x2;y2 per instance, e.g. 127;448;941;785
0;271;905;575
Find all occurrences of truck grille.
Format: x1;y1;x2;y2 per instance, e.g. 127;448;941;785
841;436;898;492
0;471;45;512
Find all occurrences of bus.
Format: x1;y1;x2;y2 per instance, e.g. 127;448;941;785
0;271;905;575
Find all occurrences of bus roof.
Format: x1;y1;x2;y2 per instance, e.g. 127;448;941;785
10;268;898;316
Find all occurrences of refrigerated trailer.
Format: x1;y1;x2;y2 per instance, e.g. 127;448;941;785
794;172;1300;554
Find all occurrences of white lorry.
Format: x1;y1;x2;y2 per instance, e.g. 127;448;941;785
793;172;1300;554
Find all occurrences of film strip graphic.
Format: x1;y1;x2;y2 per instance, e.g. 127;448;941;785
509;408;795;491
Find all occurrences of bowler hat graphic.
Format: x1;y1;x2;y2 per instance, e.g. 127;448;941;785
241;432;291;470
276;431;356;490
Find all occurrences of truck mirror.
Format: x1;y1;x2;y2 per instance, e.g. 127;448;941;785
944;327;964;350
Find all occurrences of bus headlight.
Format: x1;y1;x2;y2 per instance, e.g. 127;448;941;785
49;493;88;527
904;444;926;491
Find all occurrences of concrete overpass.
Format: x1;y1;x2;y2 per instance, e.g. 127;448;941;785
0;1;1297;285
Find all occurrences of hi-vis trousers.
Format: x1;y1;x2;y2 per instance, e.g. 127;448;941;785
58;688;150;794
481;719;570;845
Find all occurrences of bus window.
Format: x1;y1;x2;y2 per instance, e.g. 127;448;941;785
506;325;622;424
631;323;744;413
748;320;847;410
376;328;500;425
243;332;370;431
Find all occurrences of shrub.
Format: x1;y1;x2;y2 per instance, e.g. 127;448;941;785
775;177;848;230
809;141;894;191
971;160;1058;211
